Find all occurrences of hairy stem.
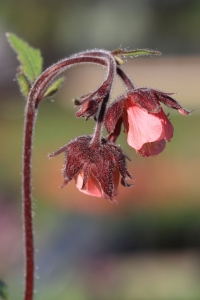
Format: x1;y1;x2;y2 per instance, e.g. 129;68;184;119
116;67;135;90
22;53;113;300
79;51;135;90
90;93;110;146
86;53;116;146
80;52;135;146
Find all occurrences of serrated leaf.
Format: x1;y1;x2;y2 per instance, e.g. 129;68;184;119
112;48;161;58
6;33;43;83
43;77;64;99
0;280;8;300
17;68;31;97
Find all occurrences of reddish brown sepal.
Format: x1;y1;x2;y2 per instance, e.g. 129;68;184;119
49;135;133;202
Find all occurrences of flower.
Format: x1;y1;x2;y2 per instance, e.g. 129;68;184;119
74;92;100;120
48;135;133;203
74;83;110;120
105;88;191;157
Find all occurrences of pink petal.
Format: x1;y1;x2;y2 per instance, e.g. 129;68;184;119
75;171;103;198
156;110;174;141
75;168;120;201
124;101;164;150
124;97;174;150
138;139;166;157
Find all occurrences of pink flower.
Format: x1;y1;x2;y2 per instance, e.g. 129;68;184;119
75;167;120;199
49;135;132;203
105;88;191;157
123;97;173;156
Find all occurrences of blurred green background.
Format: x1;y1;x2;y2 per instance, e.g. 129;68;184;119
0;0;200;299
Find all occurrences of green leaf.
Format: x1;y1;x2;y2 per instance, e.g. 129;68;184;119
112;48;162;58
6;33;43;83
0;280;8;300
17;67;31;97
43;77;64;99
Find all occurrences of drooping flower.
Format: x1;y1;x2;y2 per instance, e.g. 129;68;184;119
74;92;101;120
74;81;111;120
105;88;191;157
48;135;133;203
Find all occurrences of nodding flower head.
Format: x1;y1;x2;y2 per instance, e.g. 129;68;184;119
74;82;111;120
48;135;133;204
74;92;100;120
105;88;191;157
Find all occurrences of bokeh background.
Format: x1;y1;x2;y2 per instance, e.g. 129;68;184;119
0;0;200;299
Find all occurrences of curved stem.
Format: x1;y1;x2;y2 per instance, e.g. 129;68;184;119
76;53;136;147
22;53;113;300
87;54;116;146
79;51;135;90
90;93;110;146
116;66;135;90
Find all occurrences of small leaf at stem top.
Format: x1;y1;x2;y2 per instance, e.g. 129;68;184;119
0;280;8;300
112;48;161;58
42;77;64;99
6;33;43;84
17;67;31;97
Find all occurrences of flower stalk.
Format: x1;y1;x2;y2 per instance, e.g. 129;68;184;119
22;51;115;300
7;33;191;300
